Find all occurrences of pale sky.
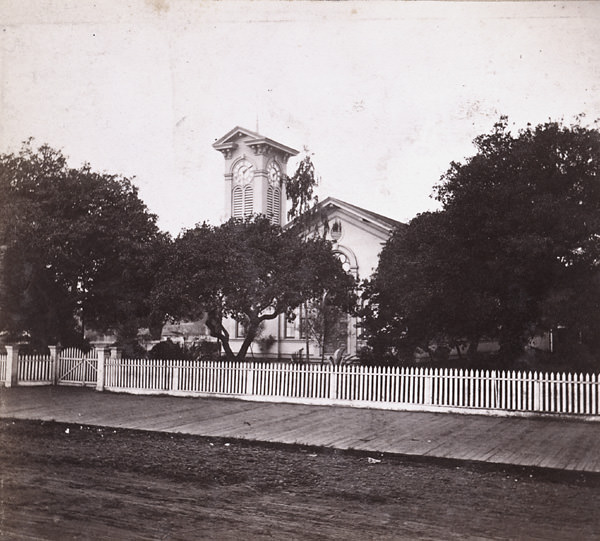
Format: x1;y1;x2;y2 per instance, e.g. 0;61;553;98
1;1;599;235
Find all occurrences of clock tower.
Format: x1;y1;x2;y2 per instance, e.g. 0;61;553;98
213;126;299;226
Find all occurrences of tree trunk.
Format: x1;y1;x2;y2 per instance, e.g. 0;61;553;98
467;337;480;361
204;314;235;361
304;303;310;363
236;324;260;361
449;340;462;360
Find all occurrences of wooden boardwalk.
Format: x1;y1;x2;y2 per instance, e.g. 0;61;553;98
2;386;600;473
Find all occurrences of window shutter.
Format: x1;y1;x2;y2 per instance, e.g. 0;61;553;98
267;186;274;221
232;186;243;218
272;187;281;225
244;185;253;217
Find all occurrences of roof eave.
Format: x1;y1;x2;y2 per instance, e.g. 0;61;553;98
213;127;299;158
247;137;299;158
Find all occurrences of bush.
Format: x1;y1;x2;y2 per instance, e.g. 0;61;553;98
149;340;188;360
149;339;220;361
257;334;276;353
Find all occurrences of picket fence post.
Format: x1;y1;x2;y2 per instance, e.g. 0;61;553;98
172;362;180;392
48;346;60;385
424;368;433;405
329;366;338;400
96;347;107;392
245;363;255;395
5;344;20;387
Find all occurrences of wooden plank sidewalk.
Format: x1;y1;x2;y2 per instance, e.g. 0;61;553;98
2;386;600;473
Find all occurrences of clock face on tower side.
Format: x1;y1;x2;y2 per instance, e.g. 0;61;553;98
233;160;254;184
268;162;281;185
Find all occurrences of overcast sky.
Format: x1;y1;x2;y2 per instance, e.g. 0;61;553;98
1;1;599;235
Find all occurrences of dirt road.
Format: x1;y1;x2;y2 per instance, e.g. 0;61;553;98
1;419;599;540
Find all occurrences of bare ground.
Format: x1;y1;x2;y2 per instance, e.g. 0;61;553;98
0;419;599;540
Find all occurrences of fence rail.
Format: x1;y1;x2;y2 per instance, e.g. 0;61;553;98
1;350;599;417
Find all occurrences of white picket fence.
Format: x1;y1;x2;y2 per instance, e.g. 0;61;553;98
17;354;53;385
2;350;599;417
0;347;97;387
103;358;600;417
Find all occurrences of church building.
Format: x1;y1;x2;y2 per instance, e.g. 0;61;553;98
213;126;404;361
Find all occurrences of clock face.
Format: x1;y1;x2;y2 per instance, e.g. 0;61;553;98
268;162;281;184
233;160;254;184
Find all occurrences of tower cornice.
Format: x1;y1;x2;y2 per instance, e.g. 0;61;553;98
213;142;238;159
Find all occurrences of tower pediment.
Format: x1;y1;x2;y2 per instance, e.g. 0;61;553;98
213;126;299;162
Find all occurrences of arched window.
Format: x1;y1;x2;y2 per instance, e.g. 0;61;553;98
331;219;343;241
232;185;254;218
336;252;352;272
333;247;358;276
231;159;255;219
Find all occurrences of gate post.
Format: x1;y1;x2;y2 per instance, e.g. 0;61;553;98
107;347;122;390
48;345;60;385
96;347;107;392
5;344;20;388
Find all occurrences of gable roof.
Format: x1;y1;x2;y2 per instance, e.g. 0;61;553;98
213;126;299;159
321;197;405;231
286;196;406;236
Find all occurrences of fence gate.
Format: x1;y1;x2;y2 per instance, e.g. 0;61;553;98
57;347;98;386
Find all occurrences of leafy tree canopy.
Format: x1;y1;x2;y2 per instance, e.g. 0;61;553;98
154;216;357;361
362;117;600;365
284;153;331;238
0;141;169;348
285;153;318;222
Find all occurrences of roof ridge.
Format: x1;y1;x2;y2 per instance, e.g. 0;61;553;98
320;197;405;228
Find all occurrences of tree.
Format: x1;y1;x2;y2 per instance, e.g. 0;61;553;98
361;212;493;362
285;152;334;235
285;152;319;223
299;291;348;364
0;141;169;348
284;153;335;360
154;216;356;361
362;117;600;365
